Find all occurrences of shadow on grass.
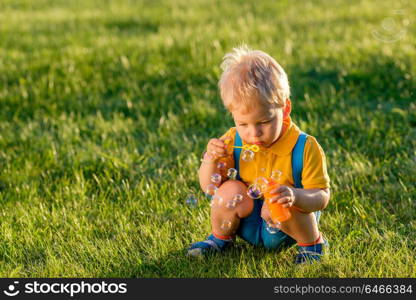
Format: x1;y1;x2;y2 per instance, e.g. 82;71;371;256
289;54;414;110
120;241;296;278
104;18;160;34
2;49;413;127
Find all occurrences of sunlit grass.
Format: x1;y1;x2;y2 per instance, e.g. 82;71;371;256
0;0;415;277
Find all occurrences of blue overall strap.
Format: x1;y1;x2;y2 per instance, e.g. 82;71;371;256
292;132;308;188
233;131;243;181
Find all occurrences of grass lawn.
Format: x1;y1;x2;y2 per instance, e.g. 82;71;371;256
0;0;415;277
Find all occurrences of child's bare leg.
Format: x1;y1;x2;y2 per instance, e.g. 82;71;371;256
278;208;323;244
211;180;253;237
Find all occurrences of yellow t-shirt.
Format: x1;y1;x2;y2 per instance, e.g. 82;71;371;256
218;117;330;189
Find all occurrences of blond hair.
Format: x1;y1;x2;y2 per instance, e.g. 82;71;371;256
218;45;290;112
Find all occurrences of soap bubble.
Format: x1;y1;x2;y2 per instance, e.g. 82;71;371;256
241;149;255;162
247;184;262;199
185;194;198;207
217;161;227;169
210;195;224;207
271;170;282;181
265;222;280;234
216;196;224;206
226;199;238;209
254;177;268;193
220;220;232;230
211;173;222;184
227;168;238;180
233;194;243;203
205;184;218;198
200;150;213;162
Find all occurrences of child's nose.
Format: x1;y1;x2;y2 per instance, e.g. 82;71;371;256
252;126;262;137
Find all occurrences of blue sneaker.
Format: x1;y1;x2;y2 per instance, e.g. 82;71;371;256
295;239;329;264
187;234;233;258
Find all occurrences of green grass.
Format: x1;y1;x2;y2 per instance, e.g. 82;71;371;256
0;0;415;277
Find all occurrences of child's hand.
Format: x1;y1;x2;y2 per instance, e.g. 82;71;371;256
269;185;296;208
204;138;229;162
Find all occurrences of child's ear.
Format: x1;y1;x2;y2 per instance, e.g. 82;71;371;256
283;98;292;118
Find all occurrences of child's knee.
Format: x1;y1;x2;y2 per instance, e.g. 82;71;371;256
218;180;246;196
278;209;320;243
214;180;253;218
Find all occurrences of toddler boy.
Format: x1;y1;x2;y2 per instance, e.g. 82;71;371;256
188;46;330;264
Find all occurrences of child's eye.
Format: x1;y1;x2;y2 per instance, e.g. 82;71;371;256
239;124;247;127
261;120;271;124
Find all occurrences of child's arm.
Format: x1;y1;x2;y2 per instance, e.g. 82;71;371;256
269;186;330;213
198;138;229;192
292;188;330;213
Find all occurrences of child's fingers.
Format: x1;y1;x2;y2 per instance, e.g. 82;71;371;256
270;185;289;195
207;139;229;157
208;144;227;156
269;193;289;203
209;138;226;149
213;143;227;151
277;197;290;205
269;187;282;195
276;185;288;193
204;138;231;161
220;136;233;146
269;189;278;195
269;195;281;203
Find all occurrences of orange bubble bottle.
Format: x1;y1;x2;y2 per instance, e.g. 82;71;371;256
263;170;291;223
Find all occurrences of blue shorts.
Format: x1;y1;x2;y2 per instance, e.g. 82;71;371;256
236;198;321;250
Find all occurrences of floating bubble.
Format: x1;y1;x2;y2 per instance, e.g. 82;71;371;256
211;173;222;184
185;194;198;207
271;170;282;181
226;199;238;209
227;168;238;180
210;195;224;207
265;222;280;234
220;220;232;230
247;184;262;199
254;177;269;193
200;150;213;162
233;194;243;203
216;196;224;206
205;184;218;198
217;161;227;169
241;149;255;162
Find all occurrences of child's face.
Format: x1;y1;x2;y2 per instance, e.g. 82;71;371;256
231;102;285;148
